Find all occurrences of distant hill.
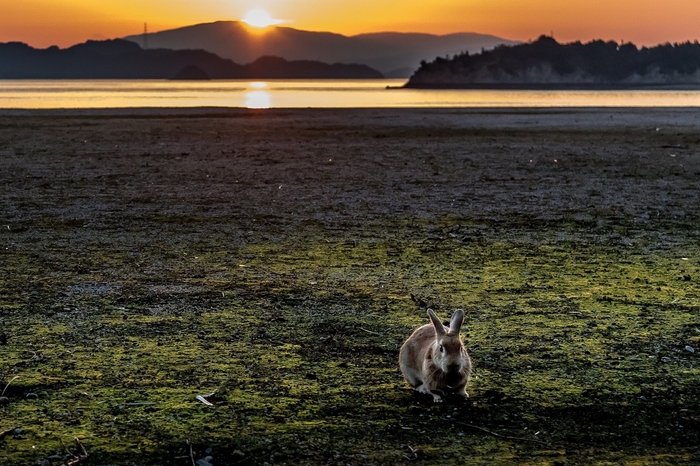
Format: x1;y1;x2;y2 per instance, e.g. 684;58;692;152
123;21;518;77
0;39;383;79
406;36;700;88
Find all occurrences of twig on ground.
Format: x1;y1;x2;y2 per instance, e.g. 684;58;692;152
187;439;196;466
402;444;420;459
359;327;381;336
25;351;42;362
410;294;429;308
453;421;550;445
1;376;18;397
60;438;72;457
65;438;89;465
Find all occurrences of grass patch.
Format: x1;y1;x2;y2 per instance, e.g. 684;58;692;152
2;231;699;465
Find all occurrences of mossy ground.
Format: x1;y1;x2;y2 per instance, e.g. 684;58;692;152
1;109;699;465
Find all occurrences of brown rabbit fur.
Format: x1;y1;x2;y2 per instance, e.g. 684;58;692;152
399;309;472;403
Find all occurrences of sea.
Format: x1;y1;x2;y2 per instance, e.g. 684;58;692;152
2;79;700;109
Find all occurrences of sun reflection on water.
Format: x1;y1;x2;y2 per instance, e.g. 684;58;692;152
245;90;271;109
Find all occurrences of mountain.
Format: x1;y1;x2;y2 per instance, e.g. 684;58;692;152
124;21;518;77
405;36;700;88
0;39;383;79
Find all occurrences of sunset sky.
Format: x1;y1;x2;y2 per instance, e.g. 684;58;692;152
2;0;700;49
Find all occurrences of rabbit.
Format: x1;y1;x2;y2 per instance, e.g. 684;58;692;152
399;308;472;403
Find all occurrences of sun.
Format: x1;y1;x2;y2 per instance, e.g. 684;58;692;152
242;9;284;28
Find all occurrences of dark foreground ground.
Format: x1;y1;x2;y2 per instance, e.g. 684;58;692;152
1;108;699;465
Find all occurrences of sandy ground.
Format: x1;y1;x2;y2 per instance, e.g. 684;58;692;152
2;107;700;242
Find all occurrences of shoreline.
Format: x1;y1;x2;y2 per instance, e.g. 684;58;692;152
402;82;700;90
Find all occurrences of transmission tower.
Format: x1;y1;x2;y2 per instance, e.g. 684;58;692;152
143;23;148;49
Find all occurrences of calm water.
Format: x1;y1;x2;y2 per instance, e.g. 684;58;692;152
2;79;700;108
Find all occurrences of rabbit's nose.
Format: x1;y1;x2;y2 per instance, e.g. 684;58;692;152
448;363;461;373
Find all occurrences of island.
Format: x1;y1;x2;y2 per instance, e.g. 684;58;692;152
405;35;700;88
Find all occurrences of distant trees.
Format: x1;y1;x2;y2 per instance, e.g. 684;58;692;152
0;39;384;79
407;36;700;88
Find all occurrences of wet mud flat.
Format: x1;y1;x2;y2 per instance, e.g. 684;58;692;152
1;107;699;465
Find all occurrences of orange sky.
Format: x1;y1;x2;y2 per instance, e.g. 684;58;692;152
2;0;700;48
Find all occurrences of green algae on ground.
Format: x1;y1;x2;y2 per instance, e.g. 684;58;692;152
2;235;699;465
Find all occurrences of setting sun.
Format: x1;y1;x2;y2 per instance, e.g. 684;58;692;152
242;9;284;28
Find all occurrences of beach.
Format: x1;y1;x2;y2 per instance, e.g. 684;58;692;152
1;108;699;464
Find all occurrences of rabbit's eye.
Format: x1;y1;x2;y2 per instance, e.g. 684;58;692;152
439;345;444;353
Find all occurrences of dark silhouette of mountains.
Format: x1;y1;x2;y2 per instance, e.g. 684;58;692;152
0;39;383;79
406;36;700;88
123;21;517;77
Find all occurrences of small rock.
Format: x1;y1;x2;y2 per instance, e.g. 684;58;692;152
26;393;38;400
685;345;695;353
0;396;9;405
232;450;245;460
196;456;214;466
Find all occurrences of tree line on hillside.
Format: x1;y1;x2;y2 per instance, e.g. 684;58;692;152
406;36;700;88
0;39;384;79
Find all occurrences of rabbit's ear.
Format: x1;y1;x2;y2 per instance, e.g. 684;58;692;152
449;309;464;335
427;309;446;336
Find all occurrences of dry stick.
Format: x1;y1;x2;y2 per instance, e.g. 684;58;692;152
66;438;89;466
359;327;381;336
76;438;88;457
60;438;73;457
453;421;550;445
1;376;19;397
187;439;196;466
